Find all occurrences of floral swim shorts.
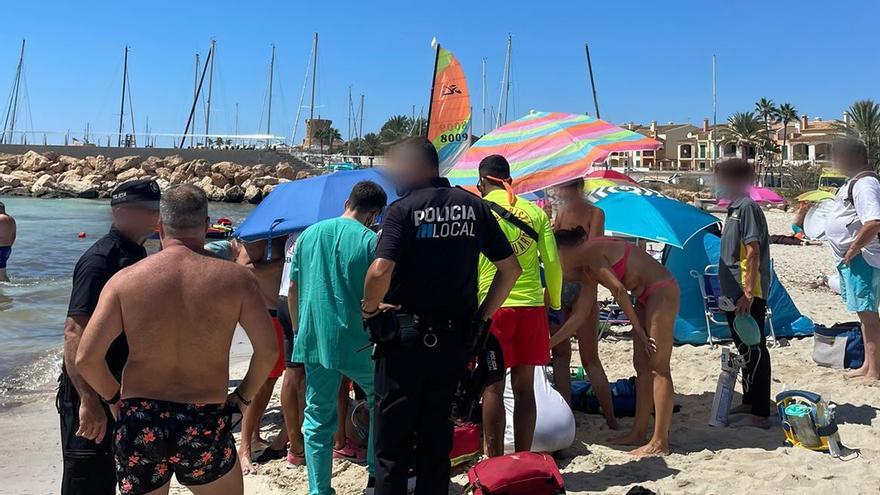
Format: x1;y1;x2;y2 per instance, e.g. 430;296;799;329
114;398;237;494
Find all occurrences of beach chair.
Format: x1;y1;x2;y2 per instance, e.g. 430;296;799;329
690;264;777;347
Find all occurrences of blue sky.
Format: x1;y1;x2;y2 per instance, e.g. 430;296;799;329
1;0;877;144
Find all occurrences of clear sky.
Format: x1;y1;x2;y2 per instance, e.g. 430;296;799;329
1;0;877;144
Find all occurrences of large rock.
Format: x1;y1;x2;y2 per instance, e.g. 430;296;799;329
210;172;229;188
191;160;210;177
0;174;22;188
58;155;82;168
116;168;145;182
275;162;297;180
212;161;239;178
19;151;50;172
112;155;143;173
56;179;99;199
222;185;244;203
244;184;262;204
261;184;277;197
233;171;252;186
140;156;165;173
253;176;279;188
9;170;37;185
31;174;56;196
165;155;186;168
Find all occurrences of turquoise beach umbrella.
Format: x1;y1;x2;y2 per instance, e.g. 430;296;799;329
587;184;719;248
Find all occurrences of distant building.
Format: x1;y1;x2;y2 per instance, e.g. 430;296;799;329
303;118;332;150
609;121;698;171
783;114;847;166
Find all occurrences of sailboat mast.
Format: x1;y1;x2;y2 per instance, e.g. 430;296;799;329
1;39;25;144
425;42;441;136
585;43;600;119
117;46;129;147
308;33;318;125
266;44;275;145
190;53;199;147
205;40;216;146
179;47;213;148
358;94;364;140
235;102;240;137
347;85;353;153
496;35;511;128
481;58;487;135
712;53;717;168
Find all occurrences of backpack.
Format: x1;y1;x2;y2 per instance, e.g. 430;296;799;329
465;451;565;495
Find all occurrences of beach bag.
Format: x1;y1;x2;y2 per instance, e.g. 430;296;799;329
465;452;565;495
571;377;637;417
450;422;481;468
812;322;864;370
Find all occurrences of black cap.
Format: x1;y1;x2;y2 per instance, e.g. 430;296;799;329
111;179;161;209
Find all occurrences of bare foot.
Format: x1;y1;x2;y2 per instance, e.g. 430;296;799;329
630;440;669;457
845;366;869;379
854;373;880;385
238;446;256;475
605;416;620;430
608;431;647;446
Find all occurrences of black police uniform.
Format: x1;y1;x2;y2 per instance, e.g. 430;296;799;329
371;177;513;495
57;180;157;495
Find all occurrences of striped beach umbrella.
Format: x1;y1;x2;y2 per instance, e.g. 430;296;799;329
445;111;661;193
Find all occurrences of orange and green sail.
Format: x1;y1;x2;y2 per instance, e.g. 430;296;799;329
427;44;471;174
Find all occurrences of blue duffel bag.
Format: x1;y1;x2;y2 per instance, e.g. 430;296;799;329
812;322;864;370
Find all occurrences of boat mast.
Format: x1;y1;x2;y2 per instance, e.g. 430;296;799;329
266;44;275;147
117;45;129;147
496;34;511;128
584;43;600;119
712;53;717;169
190;53;199;147
1;39;25;145
308;32;318;147
358;93;364;140
205;39;216;146
425;40;441;137
234;102;240;138
179;46;213;148
347;85;353;153
481;57;487;136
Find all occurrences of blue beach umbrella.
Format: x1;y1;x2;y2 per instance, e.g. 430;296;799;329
587;184;719;248
235;168;399;242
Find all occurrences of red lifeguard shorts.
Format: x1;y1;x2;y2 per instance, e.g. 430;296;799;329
489;307;551;368
269;316;286;379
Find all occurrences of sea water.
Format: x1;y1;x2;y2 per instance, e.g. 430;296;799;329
0;196;254;409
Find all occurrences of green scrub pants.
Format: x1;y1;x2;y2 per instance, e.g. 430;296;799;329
303;361;375;495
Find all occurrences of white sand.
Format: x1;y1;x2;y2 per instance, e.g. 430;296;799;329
4;210;880;494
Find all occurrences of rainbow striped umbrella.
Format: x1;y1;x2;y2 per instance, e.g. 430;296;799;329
446;111;661;193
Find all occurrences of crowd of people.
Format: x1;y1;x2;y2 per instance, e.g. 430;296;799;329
42;136;879;495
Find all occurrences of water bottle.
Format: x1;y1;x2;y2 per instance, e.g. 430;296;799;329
784;404;821;448
733;313;762;347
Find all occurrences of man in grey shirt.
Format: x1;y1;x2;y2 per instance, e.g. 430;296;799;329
716;159;772;428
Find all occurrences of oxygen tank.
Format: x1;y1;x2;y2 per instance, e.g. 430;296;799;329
709;348;743;427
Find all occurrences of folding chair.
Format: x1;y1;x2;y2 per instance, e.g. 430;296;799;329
690;264;777;347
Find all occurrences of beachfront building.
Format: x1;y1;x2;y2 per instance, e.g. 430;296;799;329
609;121;699;171
783;114;848;166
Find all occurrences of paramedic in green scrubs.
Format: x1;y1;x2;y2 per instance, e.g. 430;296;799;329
288;181;388;495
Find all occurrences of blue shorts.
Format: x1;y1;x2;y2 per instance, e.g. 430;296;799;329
838;255;880;313
0;246;10;269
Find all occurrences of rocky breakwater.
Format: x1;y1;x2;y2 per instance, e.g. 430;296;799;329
0;151;324;203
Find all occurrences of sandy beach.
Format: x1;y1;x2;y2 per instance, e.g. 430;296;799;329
3;210;879;494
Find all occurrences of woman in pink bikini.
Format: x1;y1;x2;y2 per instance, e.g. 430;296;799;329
550;229;679;456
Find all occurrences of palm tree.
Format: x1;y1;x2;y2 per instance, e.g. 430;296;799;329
755;98;779;182
727;111;763;176
380;115;413;144
777;103;798;165
839;100;880;168
359;133;384;156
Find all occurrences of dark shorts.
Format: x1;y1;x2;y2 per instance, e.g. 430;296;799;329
0;246;10;269
114;398;237;494
561;281;582;311
278;297;303;368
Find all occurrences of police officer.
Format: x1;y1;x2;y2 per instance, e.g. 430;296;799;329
362;138;521;495
58;179;160;495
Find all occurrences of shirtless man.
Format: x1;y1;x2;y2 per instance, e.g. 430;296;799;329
0;201;16;282
76;185;279;495
205;235;288;474
548;179;617;429
550;233;677;456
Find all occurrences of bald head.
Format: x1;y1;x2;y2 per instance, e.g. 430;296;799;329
160;185;209;239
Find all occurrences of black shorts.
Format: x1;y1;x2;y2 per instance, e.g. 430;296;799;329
277;297;303;368
114;398;237;494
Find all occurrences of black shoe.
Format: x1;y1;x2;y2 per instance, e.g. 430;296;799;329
254;446;287;463
363;476;376;495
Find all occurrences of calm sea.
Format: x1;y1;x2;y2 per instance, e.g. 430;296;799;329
0;196;254;409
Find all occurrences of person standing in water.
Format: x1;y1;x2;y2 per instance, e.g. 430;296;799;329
76;185;279;495
548;179;617;429
58;180;160;495
0;201;15;282
476;154;563;457
551;233;677;456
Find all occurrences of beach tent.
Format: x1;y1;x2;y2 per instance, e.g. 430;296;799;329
664;229;815;344
445;111;662;194
235;168;399;242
